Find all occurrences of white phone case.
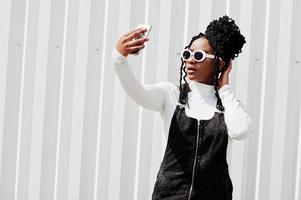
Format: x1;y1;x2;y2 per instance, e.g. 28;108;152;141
133;24;152;55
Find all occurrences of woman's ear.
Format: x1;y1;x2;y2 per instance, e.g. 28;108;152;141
219;60;225;72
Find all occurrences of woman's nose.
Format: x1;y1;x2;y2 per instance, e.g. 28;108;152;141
186;56;196;63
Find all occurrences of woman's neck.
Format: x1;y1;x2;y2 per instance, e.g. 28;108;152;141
189;80;215;96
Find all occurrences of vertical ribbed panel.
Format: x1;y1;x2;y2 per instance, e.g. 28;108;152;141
0;0;300;199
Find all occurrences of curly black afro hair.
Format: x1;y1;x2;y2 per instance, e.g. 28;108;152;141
205;15;246;60
178;15;246;112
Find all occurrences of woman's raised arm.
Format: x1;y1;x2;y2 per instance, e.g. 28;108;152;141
112;28;172;112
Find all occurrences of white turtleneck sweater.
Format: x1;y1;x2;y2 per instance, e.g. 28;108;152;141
111;48;253;140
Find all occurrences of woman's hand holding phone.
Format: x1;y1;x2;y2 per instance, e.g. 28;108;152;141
115;27;150;57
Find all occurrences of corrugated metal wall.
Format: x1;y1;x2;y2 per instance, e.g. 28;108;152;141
0;0;300;199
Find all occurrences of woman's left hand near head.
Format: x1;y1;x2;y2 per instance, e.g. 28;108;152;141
217;60;232;90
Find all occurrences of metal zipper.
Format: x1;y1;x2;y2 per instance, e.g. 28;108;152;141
188;120;200;200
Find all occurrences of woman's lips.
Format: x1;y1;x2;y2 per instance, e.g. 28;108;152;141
187;70;196;74
186;66;197;74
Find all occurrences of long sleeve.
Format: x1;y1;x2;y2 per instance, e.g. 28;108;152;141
218;84;253;140
111;48;171;112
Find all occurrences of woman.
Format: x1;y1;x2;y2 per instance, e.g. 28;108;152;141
112;15;252;200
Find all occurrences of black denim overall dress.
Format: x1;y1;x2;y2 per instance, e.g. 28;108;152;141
151;89;233;200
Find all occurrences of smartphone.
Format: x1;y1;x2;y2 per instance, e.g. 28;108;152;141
136;24;152;38
133;24;152;55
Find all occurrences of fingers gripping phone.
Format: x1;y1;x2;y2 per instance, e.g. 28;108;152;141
133;24;152;55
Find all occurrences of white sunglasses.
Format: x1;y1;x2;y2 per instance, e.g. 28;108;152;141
181;49;215;62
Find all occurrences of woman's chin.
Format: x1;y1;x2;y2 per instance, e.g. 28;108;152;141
187;74;197;80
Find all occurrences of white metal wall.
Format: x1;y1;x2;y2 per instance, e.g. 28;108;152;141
0;0;300;199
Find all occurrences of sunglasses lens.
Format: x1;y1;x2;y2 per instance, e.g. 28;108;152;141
194;51;203;61
182;50;191;60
